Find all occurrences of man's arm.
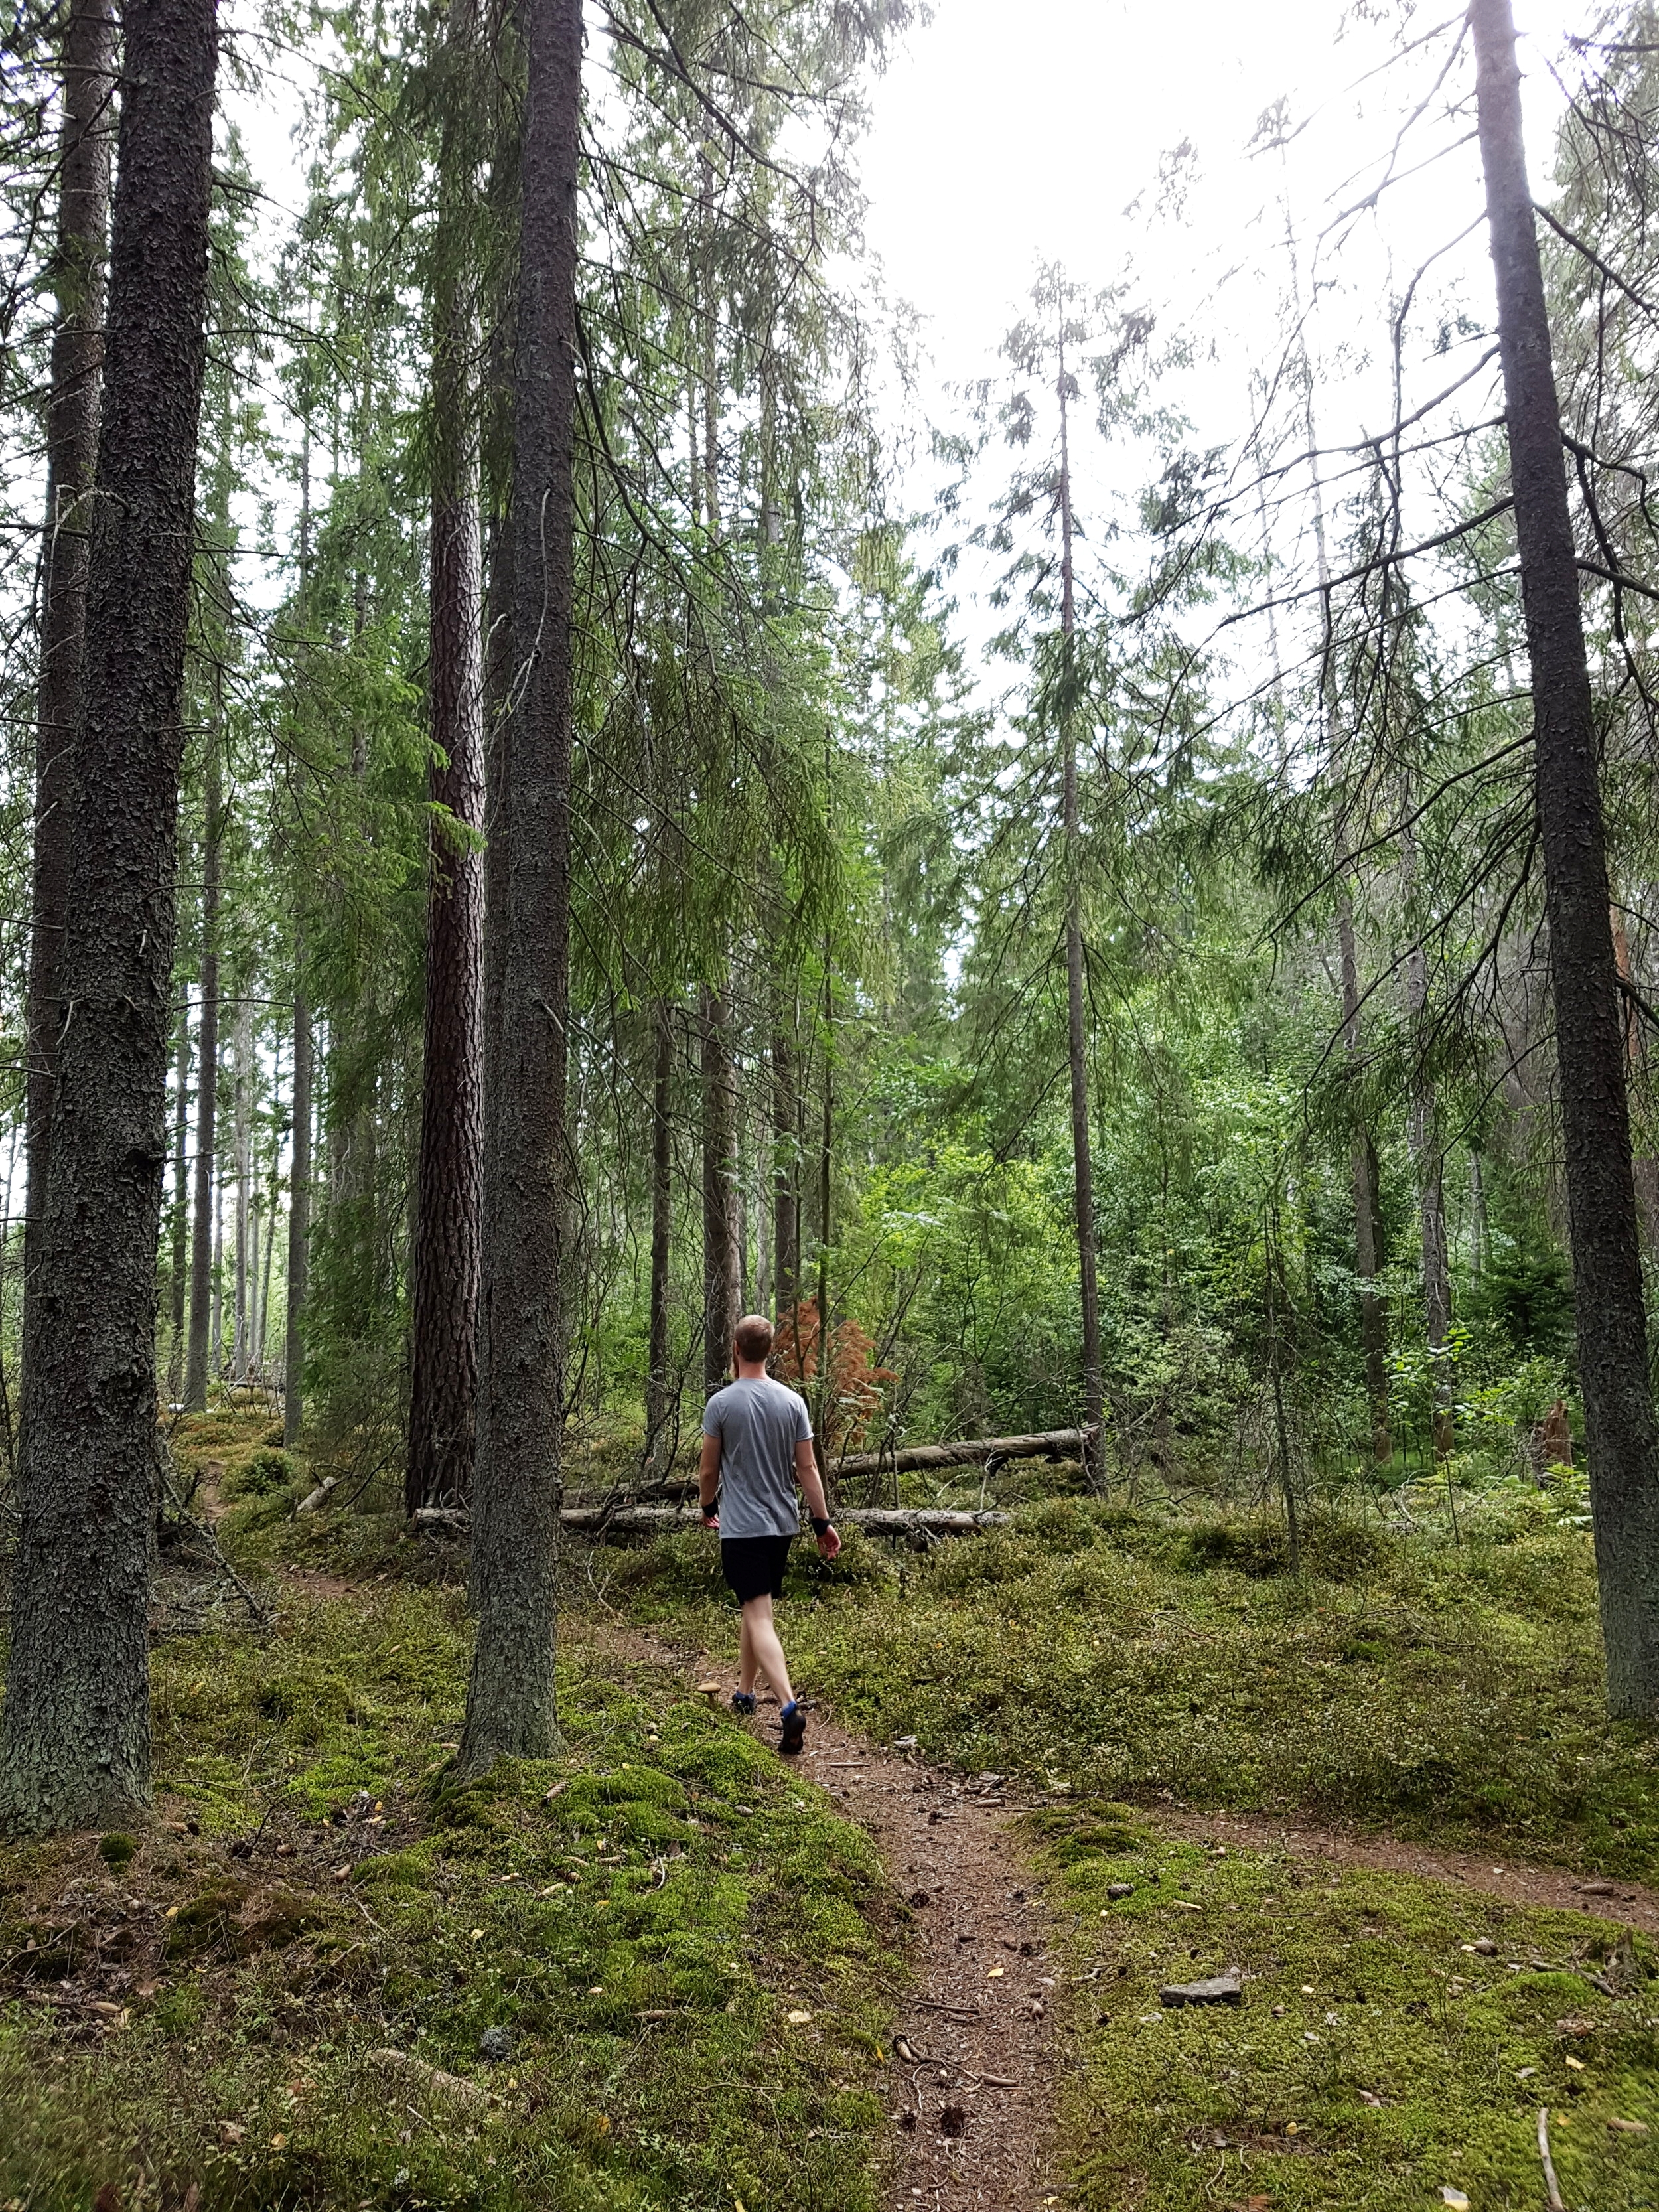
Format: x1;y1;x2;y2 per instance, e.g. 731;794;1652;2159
794;1438;841;1559
699;1432;721;1526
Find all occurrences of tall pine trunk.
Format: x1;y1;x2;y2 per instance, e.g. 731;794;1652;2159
772;1019;799;1317
183;747;220;1410
1472;0;1659;1715
701;982;739;1393
1056;330;1104;1482
0;0;216;1832
459;0;582;1771
168;995;189;1392
407;83;486;1515
1338;904;1390;1458
283;954;311;1448
232;996;251;1380
21;0;117;1439
644;1001;674;1469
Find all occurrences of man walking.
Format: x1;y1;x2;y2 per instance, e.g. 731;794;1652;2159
699;1312;841;1755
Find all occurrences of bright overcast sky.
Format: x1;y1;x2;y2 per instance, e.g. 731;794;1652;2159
858;0;1583;394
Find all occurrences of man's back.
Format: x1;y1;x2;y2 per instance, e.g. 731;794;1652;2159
702;1375;812;1538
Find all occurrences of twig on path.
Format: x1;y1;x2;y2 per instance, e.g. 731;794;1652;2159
1538;2106;1565;2212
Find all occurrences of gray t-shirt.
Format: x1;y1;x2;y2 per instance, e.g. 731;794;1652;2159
703;1375;814;1538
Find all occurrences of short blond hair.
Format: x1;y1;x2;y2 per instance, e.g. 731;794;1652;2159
733;1313;775;1362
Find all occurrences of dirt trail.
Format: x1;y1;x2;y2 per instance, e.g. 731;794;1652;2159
611;1628;1062;2212
1153;1801;1659;1934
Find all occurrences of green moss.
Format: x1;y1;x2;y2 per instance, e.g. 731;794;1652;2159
0;1588;905;2210
96;1833;136;1870
639;1514;1659;1878
1027;1801;1659;2209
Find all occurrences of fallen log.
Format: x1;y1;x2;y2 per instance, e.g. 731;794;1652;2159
407;1504;1008;1540
293;1473;341;1517
830;1427;1095;1480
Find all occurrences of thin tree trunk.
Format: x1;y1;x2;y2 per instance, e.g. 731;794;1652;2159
212;1149;224;1377
168;993;189;1393
1338;903;1391;1459
0;0;216;1834
184;747;220;1408
1469;1145;1488;1291
232;996;251;1381
407;149;486;1513
1405;920;1453;1453
21;0;117;1441
283;954;311;1448
1611;905;1659;1251
645;1001;674;1467
1473;0;1659;1716
460;0;582;1773
1056;323;1104;1485
701;982;738;1394
772;1019;799;1317
814;992;833;1474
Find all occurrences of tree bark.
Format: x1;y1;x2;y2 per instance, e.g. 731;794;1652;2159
0;0;216;1833
459;0;582;1772
644;1000;674;1469
232;995;251;1380
1056;325;1104;1485
21;0;117;1445
283;953;311;1448
407;241;485;1514
1473;0;1659;1716
772;1019;799;1315
168;993;189;1392
1338;903;1391;1459
701;982;739;1394
183;747;220;1410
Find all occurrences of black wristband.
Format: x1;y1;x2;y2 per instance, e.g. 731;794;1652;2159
810;1514;831;1536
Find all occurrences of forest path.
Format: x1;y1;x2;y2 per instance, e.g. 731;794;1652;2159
1153;1800;1659;1933
591;1623;1062;2212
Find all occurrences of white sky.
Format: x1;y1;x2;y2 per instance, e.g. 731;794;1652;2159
857;0;1581;406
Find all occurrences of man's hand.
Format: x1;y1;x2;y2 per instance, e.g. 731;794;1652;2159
700;1505;719;1532
816;1523;841;1560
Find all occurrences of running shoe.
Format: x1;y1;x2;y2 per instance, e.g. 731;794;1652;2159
778;1700;806;1756
730;1690;757;1717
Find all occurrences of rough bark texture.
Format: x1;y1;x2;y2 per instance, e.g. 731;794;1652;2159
183;749;220;1410
1473;0;1659;1716
231;996;251;1379
168;999;189;1390
459;0;582;1771
0;0;216;1832
772;1021;800;1315
407;190;485;1516
1338;903;1391;1459
1057;340;1104;1483
283;962;311;1448
701;982;739;1394
21;0;117;1442
644;1001;674;1467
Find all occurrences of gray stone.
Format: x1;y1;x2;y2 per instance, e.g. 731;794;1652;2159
478;2026;514;2062
1107;1882;1135;1899
1159;1972;1242;2008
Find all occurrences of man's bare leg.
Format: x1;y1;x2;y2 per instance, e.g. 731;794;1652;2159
739;1596;794;1708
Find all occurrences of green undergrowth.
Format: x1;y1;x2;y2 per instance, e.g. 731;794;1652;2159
1029;1795;1659;2209
612;1499;1659;1878
0;1587;905;2209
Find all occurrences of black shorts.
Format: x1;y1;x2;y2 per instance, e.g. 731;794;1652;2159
721;1535;793;1604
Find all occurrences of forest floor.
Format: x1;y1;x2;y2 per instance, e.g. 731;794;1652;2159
3;1404;1659;2209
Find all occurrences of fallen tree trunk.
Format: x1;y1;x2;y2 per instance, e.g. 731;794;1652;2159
831;1428;1096;1480
407;1504;1009;1540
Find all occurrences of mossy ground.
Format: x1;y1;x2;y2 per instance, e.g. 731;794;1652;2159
13;1405;1659;2209
617;1496;1659;1880
0;1572;906;2209
1031;1797;1659;2209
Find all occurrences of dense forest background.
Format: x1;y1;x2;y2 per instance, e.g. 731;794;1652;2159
3;0;1659;1548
